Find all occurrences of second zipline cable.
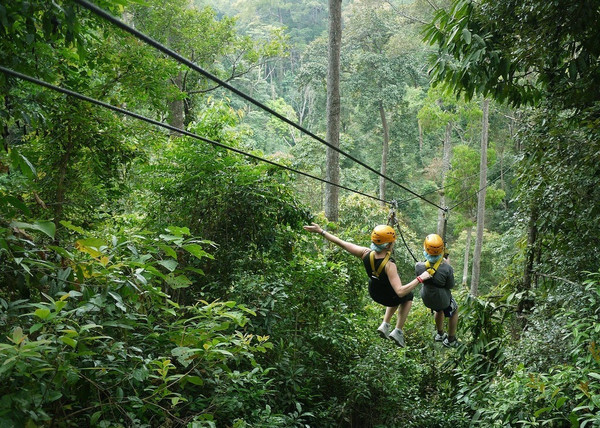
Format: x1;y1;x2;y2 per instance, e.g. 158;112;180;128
72;0;444;210
0;66;388;205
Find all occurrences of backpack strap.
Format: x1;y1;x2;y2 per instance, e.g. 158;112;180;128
370;251;391;279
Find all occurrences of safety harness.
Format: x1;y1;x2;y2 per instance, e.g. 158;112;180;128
425;255;443;275
369;251;391;279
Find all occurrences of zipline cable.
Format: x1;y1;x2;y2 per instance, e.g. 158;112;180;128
72;0;444;211
386;200;418;262
394;159;518;207
0;66;389;205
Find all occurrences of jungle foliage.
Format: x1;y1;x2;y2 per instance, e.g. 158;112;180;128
1;0;599;427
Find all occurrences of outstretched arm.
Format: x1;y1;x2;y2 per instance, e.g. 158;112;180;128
303;222;369;259
386;262;431;297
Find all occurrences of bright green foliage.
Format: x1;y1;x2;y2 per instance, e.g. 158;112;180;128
0;221;279;426
452;273;600;427
131;0;288;128
131;99;308;288
512;106;600;275
417;86;482;139
446;144;504;220
243;97;300;152
423;0;600;110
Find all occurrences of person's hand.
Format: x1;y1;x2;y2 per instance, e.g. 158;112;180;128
303;222;323;234
418;271;432;282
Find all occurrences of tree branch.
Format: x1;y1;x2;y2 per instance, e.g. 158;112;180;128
532;271;580;287
384;0;430;25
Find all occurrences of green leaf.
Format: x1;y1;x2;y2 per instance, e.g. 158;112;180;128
76;238;106;257
54;301;67;312
60;220;86;235
588;373;600;381
108;292;127;312
29;323;43;333
3;196;31;215
34;308;51;320
534;407;551;417
187;375;203;385
61;336;77;348
158;243;177;258
159;234;183;243
10;220;56;239
90;411;102;425
182;244;213;260
76;238;106;247
462;28;471;44
165;226;190;236
48;245;74;259
165;274;192;289
158;259;178;272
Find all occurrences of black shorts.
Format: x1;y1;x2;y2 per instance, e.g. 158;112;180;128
368;281;414;307
440;298;458;318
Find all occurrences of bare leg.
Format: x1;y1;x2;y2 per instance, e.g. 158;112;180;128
448;309;459;337
434;311;445;333
395;301;413;330
383;305;398;323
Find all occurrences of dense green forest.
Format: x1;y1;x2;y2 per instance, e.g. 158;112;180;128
1;0;599;426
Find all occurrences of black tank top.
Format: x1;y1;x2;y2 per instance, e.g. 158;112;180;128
362;251;413;306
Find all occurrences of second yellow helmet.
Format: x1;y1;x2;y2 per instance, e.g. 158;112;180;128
424;234;444;255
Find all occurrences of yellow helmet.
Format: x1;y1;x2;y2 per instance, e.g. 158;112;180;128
424;234;444;255
371;225;396;244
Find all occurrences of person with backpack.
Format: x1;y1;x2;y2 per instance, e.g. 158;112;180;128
304;223;431;347
415;234;459;348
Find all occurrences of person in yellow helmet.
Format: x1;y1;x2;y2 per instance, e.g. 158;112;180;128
304;222;431;347
415;234;459;348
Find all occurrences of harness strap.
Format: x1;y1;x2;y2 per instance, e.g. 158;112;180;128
425;256;443;276
370;251;391;279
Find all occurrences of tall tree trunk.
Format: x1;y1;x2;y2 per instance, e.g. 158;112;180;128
470;98;489;296
462;224;473;286
523;203;539;293
418;119;423;155
325;0;342;222
55;123;74;228
379;101;389;206
437;121;452;235
168;72;184;135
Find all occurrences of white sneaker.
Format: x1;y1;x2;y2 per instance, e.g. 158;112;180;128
443;337;460;348
434;332;447;342
377;322;390;339
389;328;405;347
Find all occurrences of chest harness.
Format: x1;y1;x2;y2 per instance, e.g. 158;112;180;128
369;251;391;279
425;256;443;276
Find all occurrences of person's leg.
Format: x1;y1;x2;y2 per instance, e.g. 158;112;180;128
384;305;398;323
389;302;409;347
395;301;412;330
443;300;459;347
434;310;445;334
448;309;458;338
377;306;398;339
